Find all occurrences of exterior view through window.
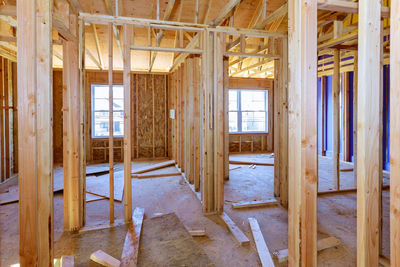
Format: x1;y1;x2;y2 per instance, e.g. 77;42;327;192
92;84;124;138
229;89;268;133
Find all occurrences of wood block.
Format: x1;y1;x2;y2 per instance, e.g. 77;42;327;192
60;255;74;267
131;160;175;174
120;207;145;267
220;212;250;246
273;236;341;263
188;229;206;237
232;199;278;209
229;160;274;166
248;218;275;267
90;250;120;267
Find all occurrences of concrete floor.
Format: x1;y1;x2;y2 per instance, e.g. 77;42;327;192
0;154;391;266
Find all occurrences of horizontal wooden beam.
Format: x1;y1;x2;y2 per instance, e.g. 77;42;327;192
254;3;288;30
317;0;390;18
0;5;16;16
131;45;203;54
225;51;279;59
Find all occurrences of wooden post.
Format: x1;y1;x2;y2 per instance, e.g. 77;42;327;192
332;49;340;190
352;53;358;186
321;76;326;156
63;13;84;231
223;56;229;181
390;0;400;265
108;22;114;224
357;0;381;265
0;58;4;181
288;0;318;265
17;0;53;265
123;24;133;222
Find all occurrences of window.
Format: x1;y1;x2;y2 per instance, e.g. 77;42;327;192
229;89;268;133
92;84;124;138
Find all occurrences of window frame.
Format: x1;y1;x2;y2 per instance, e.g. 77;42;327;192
91;84;124;139
229;89;268;134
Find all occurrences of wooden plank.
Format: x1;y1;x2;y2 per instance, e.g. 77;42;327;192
287;0;318;265
131;160;175;174
317;0;389;17
357;0;382;266
108;22;114;224
223;57;229;181
0;58;4;181
63;14;84;231
79;218;125;234
220;212;250;246
390;0;400;265
188;229;206;237
90;250;120;267
208;0;241;26
274;237;341;263
248;218;275;267
332;49;340;190
194;57;202;189
232;199;278;209
123;24;133;222
4;59;10;179
120;207;145;267
61;255;74;267
18;0;53;264
352;54;358;187
134;172;181;179
229;160;273;166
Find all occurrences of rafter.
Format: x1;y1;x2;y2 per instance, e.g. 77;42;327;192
92;24;104;70
208;0;241;26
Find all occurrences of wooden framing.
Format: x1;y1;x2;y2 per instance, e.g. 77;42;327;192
17;0;53;264
332;49;340;190
108;22;114;224
63;13;85;231
390;0;400;265
287;0;318;265
356;0;382;265
123;24;133;222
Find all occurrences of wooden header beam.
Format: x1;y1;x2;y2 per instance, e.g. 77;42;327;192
317;0;390;17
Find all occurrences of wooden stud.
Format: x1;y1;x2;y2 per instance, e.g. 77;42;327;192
108;22;114;224
220;212;250;246
223;57;229;181
357;0;382;265
0;58;4;181
123;24;133;222
248;218;275;267
390;0;400;264
17;0;53;264
287;0;318;265
321;76;326;156
4;59;10;179
194;57;201;190
332;49;340;190
352;53;358;186
120;207;145;267
63;13;84;231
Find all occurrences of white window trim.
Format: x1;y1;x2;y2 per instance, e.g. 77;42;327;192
91;84;124;139
229;89;268;134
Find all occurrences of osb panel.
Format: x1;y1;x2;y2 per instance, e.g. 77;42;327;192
240;135;252;152
92;148;105;161
137;75;154;158
154;75;167;157
53;71;63;163
229;135;240;153
253;135;262;152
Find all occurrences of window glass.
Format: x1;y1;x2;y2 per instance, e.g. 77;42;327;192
92;85;124;138
228;89;268;133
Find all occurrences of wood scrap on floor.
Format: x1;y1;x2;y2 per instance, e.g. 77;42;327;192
79;219;126;234
248;218;275;267
273;236;341;263
133;166;181;179
188;229;206;237
131;160;175;175
120;207;145;267
90;250;121;267
220;212;250;246
232;199;278;209
60;255;74;267
229;166;242;171
229;160;274;166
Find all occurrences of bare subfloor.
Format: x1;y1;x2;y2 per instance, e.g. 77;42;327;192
0;155;390;266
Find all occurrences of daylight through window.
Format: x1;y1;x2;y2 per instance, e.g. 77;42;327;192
229;89;268;133
92;84;124;138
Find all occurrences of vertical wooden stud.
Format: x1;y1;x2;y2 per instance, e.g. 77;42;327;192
108;22;114;224
123;24;133;222
332;49;340;190
357;0;382;265
18;0;54;264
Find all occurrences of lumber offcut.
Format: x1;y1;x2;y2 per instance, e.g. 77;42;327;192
120;207;145;267
220;212;250;246
248;218;275;267
232;199;278;209
131;160;175;175
90;250;120;267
